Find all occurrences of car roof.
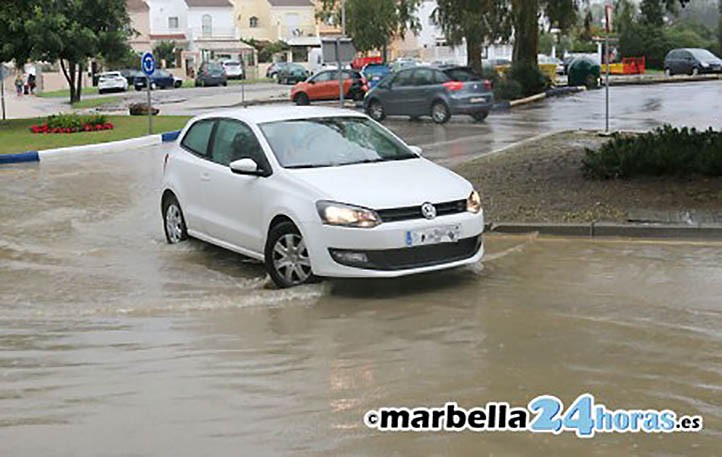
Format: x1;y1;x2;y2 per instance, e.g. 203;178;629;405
190;106;367;125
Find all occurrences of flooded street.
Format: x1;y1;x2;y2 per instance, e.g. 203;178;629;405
1;143;721;456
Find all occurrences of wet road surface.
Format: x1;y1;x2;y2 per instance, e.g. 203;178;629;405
1;139;721;455
383;80;722;165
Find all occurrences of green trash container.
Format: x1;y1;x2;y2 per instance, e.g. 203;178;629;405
568;57;601;88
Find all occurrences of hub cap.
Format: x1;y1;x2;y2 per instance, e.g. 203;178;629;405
165;204;184;243
370;102;383;119
272;234;311;285
432;104;447;122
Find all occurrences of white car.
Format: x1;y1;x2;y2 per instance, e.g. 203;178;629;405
97;71;128;94
161;106;484;288
221;60;244;79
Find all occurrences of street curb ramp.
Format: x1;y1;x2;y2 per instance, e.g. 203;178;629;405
1;130;182;164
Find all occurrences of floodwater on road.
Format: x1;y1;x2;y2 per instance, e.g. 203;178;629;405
1;144;721;456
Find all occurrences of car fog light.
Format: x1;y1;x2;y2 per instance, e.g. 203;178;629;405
330;250;369;266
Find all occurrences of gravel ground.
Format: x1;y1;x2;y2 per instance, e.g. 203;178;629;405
455;130;722;223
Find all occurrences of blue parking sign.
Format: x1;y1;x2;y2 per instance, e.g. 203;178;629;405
141;52;156;76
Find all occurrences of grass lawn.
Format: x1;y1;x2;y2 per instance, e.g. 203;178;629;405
0;115;191;155
71;96;122;110
38;87;99;98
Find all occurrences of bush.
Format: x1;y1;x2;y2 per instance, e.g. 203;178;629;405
493;77;523;101
508;63;550;97
46;113;107;129
582;125;722;179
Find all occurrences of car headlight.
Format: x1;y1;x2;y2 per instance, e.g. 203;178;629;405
316;201;380;228
466;190;482;214
701;62;710;68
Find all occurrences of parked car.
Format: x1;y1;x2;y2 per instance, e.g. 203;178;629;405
119;69;144;86
172;74;184;88
222;60;244;80
195;62;227;87
664;48;722;76
352;56;383;70
290;69;366;105
363;66;494;124
161;106;485;288
276;63;311;85
361;63;391;89
266;62;289;79
97;71;128;94
391;57;420;72
134;69;175;90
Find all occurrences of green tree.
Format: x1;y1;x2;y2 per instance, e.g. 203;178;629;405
153;41;177;68
0;0;34;64
320;0;420;59
434;0;511;74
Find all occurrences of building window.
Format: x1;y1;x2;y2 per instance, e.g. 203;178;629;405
202;14;212;36
249;16;258;28
168;16;179;29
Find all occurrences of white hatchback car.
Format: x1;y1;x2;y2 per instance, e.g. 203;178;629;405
97;71;128;94
161;107;484;288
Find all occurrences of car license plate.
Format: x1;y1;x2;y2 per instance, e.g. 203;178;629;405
470;97;487;103
405;225;462;247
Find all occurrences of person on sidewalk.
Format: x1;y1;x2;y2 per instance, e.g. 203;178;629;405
27;73;36;94
14;75;23;96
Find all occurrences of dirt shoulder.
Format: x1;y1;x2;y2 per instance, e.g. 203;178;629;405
454;130;722;224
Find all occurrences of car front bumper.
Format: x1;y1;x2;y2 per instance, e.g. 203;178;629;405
302;210;485;278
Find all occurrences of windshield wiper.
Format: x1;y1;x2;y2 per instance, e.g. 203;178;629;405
285;164;332;169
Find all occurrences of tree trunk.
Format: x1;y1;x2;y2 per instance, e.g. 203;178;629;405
512;0;539;68
60;59;78;104
466;37;482;75
74;62;83;104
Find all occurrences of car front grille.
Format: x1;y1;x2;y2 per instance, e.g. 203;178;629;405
376;199;466;222
329;235;481;271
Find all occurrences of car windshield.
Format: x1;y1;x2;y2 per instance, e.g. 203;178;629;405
689;49;717;60
260;117;418;169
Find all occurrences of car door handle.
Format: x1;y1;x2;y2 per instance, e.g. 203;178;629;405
200;172;210;181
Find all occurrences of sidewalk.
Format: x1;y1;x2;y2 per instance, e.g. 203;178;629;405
1;91;66;119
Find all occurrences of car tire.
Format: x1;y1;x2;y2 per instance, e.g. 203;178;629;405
691;67;699;76
431;101;451;124
222;81;227;87
98;89;105;95
265;221;314;288
174;81;182;88
162;194;188;244
471;111;489;122
366;99;385;121
294;92;309;105
664;68;673;77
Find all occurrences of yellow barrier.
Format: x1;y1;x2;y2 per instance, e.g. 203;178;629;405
600;63;625;75
494;63;558;81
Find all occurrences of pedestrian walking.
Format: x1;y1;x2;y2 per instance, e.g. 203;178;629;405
27;73;36;94
14;74;23;96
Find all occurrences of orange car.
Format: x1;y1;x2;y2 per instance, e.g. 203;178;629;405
291;69;367;105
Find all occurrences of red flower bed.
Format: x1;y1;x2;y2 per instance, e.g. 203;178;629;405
30;123;114;134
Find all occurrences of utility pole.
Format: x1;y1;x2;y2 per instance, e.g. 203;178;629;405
604;3;612;133
0;66;6;121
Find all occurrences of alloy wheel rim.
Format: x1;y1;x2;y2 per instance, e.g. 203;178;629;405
272;234;311;285
371;102;383;119
433;104;447;122
165;204;183;243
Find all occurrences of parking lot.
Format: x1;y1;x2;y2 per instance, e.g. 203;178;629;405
1;110;721;454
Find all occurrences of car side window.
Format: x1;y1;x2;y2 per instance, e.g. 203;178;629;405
434;70;451;84
312;71;330;82
210;119;269;170
412;68;434;86
181;120;215;157
393;70;413;87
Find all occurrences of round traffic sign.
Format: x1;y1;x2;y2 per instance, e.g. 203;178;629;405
141;52;156;76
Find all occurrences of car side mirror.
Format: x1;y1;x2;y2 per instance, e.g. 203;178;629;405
230;158;262;176
408;145;422;156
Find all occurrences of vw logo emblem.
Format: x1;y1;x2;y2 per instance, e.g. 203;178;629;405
421;202;437;220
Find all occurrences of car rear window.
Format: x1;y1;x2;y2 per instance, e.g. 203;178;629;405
181;120;214;157
443;68;481;82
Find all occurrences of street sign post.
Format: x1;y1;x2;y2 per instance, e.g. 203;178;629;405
604;3;613;132
322;38;356;108
0;65;7;121
141;52;156;134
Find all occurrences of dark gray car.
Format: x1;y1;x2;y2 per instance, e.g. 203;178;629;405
363;66;494;124
664;48;722;76
195;62;228;87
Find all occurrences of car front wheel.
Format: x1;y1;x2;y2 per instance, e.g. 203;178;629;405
265;221;314;288
366;99;385;121
664;68;673;77
163;194;188;244
471;111;489;122
294;92;309;105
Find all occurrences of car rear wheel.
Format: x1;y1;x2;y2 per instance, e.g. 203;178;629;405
222;81;227;87
294;92;309;105
366;99;385;121
471;111;489;122
431;101;451;124
265;221;314;288
150;82;157;90
691;67;699;76
163;194;188;244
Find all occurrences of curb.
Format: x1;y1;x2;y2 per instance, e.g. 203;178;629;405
608;74;722;87
2;130;182;164
488;222;722;240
